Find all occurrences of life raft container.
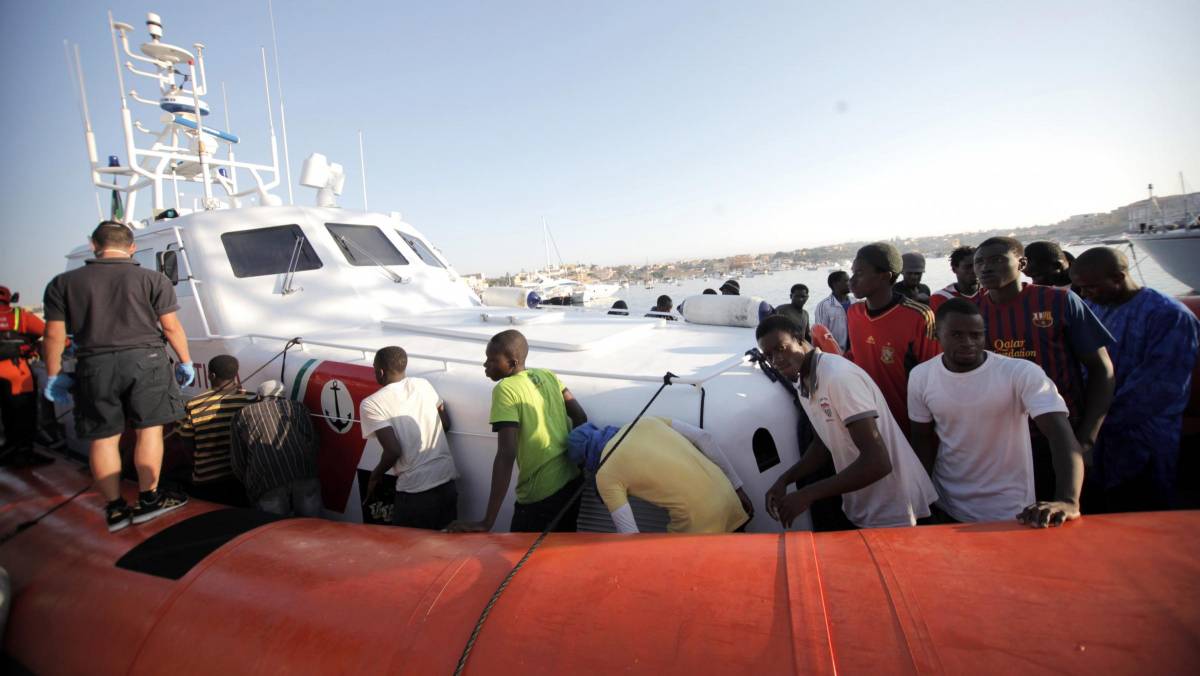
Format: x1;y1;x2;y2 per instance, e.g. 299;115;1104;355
480;287;541;309
678;294;772;328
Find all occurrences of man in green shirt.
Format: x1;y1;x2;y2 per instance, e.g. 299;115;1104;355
448;330;588;533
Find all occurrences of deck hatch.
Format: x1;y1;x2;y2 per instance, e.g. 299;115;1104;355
114;508;286;580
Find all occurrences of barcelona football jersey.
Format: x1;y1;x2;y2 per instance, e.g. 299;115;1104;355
846;294;940;433
976;284;1113;417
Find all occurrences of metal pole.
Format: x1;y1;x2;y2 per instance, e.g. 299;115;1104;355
267;0;294;204
358;130;369;211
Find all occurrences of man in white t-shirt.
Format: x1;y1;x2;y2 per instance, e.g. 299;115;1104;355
755;315;937;529
360;346;459;529
908;298;1084;527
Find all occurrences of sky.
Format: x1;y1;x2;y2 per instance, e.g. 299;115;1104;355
1;0;1198;297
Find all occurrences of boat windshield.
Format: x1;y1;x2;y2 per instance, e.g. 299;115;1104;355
395;230;445;268
326;224;409;266
221;225;323;278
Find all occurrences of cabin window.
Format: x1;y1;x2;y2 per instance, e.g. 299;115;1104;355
326;223;409;266
396;230;445;268
221;224;323;278
752;427;781;473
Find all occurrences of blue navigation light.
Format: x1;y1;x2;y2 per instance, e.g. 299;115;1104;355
218;167;228;178
108;155;120;167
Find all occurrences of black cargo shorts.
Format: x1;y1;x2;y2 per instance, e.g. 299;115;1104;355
74;347;184;440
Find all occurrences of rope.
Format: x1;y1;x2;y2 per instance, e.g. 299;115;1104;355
452;371;678;676
0;482;93;546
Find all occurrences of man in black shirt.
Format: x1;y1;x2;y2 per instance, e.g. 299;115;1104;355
893;252;932;305
43;221;194;532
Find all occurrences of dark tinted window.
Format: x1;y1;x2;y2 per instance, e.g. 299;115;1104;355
221;224;322;278
326;223;409;266
752;427;781;473
396;230;445;268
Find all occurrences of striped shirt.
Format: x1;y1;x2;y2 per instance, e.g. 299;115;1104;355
230;397;320;502
929;283;981;313
812;293;850;351
976;284;1113;418
179;388;258;483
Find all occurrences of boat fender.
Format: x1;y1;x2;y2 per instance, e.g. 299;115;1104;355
811;324;841;355
480;287;541;308
678;294;772;328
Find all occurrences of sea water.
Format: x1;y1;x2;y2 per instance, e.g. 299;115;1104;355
604;244;1191;314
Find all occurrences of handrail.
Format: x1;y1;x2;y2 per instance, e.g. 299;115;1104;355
189;333;750;387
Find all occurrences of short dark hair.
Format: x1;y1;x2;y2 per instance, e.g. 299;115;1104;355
489;329;528;362
611;300;628;309
702;288;718;295
977;236;1023;257
855;242;903;276
826;271;848;288
656;295;672;307
91;221;134;249
755;314;804;341
790;283;808;295
374;346;408;373
208;355;239;381
949;246;976;268
934;296;982;324
1024;241;1064;265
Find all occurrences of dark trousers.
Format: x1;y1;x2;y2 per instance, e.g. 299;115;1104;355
393;479;458;530
510;475;583;533
1030;434;1057;502
1081;464;1169;514
189;475;250;508
0;386;36;451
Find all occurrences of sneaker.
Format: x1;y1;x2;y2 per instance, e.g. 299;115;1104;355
131;489;189;525
106;500;133;533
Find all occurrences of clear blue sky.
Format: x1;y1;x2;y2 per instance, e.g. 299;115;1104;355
2;0;1198;297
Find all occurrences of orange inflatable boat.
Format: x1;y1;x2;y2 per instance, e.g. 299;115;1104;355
2;461;1199;675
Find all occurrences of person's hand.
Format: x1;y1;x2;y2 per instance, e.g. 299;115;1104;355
735;487;755;520
363;474;380;504
1017;501;1081;528
778;489;815;529
175;362;196;387
765;479;787;521
446;520;490;533
44;374;74;404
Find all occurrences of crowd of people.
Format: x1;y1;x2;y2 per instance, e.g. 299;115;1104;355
4;219;1199;536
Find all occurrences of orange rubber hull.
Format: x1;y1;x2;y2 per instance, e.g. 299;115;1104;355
3;463;1199;675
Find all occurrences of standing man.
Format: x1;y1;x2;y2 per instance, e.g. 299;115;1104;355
908;298;1084;527
360;346;459;529
646;295;677;320
42;221;193;532
756;315;937;528
773;284;812;342
1024;241;1073;289
846;243;940;435
812;271;852;352
178;355;255;506
0;285;50;466
929;246;979;313
974;236;1115;501
1071;247;1200;512
230;380;322;517
893;253;932;305
448;330;588;533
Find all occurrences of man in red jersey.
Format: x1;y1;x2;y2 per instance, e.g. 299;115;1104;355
974;236;1115;501
929;245;980;313
845;242;940;436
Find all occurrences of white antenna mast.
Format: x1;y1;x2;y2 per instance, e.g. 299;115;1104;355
65;40;102;221
358;130;369;211
267;0;294;204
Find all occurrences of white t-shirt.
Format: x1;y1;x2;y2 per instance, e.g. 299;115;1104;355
907;352;1068;523
797;353;937;528
359;377;458;494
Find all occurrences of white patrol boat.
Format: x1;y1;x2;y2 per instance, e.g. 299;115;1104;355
58;11;801;532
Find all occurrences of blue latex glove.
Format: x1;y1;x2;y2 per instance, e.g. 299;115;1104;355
175;362;196;387
45;374;74;404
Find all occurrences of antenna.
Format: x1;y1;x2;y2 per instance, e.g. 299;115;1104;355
106;11;128;111
358;130;369;211
267;0;294;204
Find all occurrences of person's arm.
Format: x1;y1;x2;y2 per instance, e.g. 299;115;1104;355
765;435;831;521
365;428;403;503
1018;411;1084;528
909;421;939;475
777;417;893;528
437;402;451;432
610;504;639;533
159;311;191;364
44;320;67;377
229;415;248;484
1074;347;1114;453
1099;308;1198;425
448;426;518;532
670;419;754;519
563;388;587;429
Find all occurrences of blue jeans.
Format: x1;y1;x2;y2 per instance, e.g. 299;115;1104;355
257;478;322;517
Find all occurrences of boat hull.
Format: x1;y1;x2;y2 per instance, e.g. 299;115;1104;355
1129;230;1200;291
3;463;1199;674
